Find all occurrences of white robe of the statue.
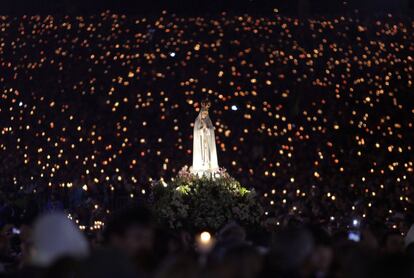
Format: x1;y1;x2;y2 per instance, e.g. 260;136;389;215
192;112;219;176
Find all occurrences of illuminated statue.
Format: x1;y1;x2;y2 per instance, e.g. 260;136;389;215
192;99;219;176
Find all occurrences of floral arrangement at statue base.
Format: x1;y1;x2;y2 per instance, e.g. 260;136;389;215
150;166;264;232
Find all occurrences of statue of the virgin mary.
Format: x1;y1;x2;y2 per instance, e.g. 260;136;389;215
192;99;219;176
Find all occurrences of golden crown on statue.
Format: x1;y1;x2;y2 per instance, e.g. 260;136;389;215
201;98;211;110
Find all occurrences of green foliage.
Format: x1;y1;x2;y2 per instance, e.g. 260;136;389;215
151;166;264;231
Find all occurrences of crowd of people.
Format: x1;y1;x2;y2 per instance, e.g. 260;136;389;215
0;9;414;275
1;205;414;277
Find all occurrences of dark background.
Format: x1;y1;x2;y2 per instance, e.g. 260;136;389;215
0;0;413;15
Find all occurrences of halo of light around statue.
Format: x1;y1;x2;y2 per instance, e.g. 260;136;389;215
151;166;264;231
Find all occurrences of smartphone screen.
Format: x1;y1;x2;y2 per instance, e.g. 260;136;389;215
348;231;360;242
12;228;21;235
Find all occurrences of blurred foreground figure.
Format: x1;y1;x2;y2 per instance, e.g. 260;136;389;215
382;231;404;254
207;244;263;278
206;222;263;278
155;255;199;278
16;212;89;278
31;212;89;266
76;248;139;278
308;226;333;278
261;227;315;278
210;222;248;260
103;205;155;275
